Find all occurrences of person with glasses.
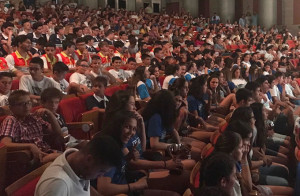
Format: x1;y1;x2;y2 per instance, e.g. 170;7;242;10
0;90;64;164
69;59;92;94
19;57;61;104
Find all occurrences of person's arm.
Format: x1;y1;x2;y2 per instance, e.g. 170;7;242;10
127;145;181;170
135;111;146;152
108;69;123;84
149;75;159;93
69;73;89;93
97;176;147;195
291;81;300;96
101;68;117;85
149;137;171;150
35;108;62;136
250;160;264;170
172;129;181;144
1;137;46;160
241;146;252;192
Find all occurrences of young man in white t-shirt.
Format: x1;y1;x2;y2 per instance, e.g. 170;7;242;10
108;56;131;83
19;57;61;103
0;72;14;106
69;59;93;94
50;62;70;94
90;55;116;85
35;136;122;196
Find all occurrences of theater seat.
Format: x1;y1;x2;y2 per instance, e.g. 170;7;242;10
65;72;73;83
159;75;166;87
104;84;128;97
11;80;19;90
58;97;94;139
0;144;7;195
201;143;214;159
5;162;51;196
190;161;201;188
79;93;105;135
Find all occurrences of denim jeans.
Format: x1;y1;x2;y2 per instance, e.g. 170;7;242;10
259;165;289;186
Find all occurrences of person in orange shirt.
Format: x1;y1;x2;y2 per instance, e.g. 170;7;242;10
0;57;9;72
56;40;76;70
74;37;91;64
5;35;32;78
41;42;58;74
113;41;127;64
97;41;111;67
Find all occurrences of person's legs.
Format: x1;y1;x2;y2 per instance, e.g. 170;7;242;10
148;170;190;194
259;165;289;179
206;114;226;126
144;190;181;196
181;137;206;161
294;162;300;196
259;174;289;186
266;154;288;166
264;186;294;196
181;137;206;150
188;130;214;143
218;93;236;115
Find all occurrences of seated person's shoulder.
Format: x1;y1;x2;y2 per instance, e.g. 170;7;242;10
20;74;31;81
2;115;17;123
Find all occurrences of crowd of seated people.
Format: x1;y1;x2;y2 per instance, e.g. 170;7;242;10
1;0;300;196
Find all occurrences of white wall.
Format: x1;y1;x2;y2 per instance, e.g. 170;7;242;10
183;0;198;17
282;0;293;25
209;0;218;17
218;0;235;23
135;0;144;10
258;0;277;28
127;0;136;11
243;0;253;14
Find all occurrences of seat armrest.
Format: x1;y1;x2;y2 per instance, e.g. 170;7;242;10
249;190;258;196
6;150;32;164
66;121;94;132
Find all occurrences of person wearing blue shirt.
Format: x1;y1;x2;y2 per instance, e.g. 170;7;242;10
187;76;209;122
97;110;190;195
184;61;197;82
130;66;158;101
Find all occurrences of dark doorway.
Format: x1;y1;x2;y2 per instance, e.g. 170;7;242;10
153;3;160;13
198;0;210;18
119;0;126;9
166;2;179;15
108;0;116;8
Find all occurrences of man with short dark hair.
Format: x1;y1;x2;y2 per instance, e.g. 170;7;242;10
57;41;76;69
27;22;46;48
150;47;163;69
5;35;32;77
103;29;114;45
19;57;60;101
35;135;122;196
0;21;14;56
74;37;91;63
49;26;66;49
